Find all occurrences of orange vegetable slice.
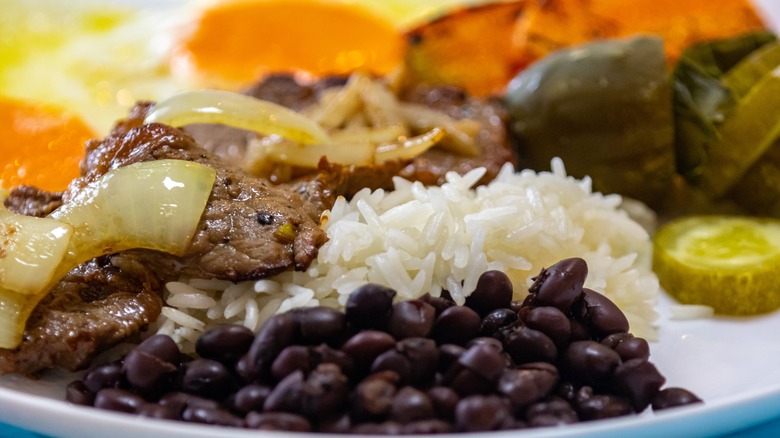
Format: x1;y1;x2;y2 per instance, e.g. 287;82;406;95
0;97;95;191
402;1;527;97
513;0;767;67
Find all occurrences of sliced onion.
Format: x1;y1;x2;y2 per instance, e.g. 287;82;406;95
0;159;216;348
330;125;406;144
0;206;73;295
305;74;367;129
144;90;331;145
262;138;375;167
375;127;445;163
51;159;216;258
400;103;481;157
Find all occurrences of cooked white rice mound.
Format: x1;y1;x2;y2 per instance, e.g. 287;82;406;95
155;159;659;351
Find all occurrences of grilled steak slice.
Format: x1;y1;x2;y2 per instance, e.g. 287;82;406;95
70;112;327;281
0;253;162;375
0;104;327;374
3;185;63;217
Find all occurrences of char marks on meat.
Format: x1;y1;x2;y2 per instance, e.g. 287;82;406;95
74;111;327;281
3;185;63;217
0;254;162;375
0;104;327;374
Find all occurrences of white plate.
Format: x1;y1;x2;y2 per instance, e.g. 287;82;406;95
2;294;780;438
2;0;780;437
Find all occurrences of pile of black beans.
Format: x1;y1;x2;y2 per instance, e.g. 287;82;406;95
66;257;701;433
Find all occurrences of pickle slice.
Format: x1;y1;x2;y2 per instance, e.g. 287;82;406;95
653;215;780;315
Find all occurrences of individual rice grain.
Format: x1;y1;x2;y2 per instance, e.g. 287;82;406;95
156;159;661;352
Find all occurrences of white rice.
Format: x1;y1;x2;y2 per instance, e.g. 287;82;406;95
154;159;660;352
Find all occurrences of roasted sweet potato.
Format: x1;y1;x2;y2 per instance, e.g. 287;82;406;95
513;0;767;67
401;1;527;97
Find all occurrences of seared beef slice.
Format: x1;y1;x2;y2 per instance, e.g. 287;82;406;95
0;117;327;374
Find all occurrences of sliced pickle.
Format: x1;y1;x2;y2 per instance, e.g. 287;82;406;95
654;215;780;315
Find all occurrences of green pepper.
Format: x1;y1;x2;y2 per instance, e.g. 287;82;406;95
504;36;675;208
672;31;778;193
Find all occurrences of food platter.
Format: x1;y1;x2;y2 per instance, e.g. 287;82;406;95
2;0;780;437
3;293;780;438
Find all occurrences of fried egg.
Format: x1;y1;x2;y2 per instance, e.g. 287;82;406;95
0;0;476;190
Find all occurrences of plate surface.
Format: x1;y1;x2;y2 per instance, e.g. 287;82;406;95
2;0;780;437
3;294;780;438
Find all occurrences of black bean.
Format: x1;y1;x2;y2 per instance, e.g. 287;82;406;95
318;414;352;433
562;340;622;387
181;359;234;400
300;363;349;420
195;324;255;365
371;350;412;384
345;284;396;329
613;359;666;412
437;344;465;373
65;380;94;406
498;363;559;410
396;337;439;386
159;392;219;414
387;300;436;339
341;330;396;370
352;421;404;434
181;405;243;427
480;308;519;336
466;337;504;352
351;371;399;421
310;344;355;375
601;333;650;362
263;370;304;413
94;388;145;414
525;306;571;345
430;306;481;346
242;313;299;382
419;293;455;316
574;289;630;338
122;349;178;397
454;395;513;432
135;334;181;364
229;384;271;415
271;345;311;381
575;386;634;420
466;271;514;316
500;324;558;364
652;387;703;411
528;258;587;311
402;419;454;434
137;403;181;420
389;386;434;423
83;363;124;393
245;412;312;432
524;397;579;427
294;306;346;345
427;386;460;421
456;344;506;383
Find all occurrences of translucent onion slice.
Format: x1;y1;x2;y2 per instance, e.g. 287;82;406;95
50;159;216;258
0;159;216;348
262;137;375;167
400;103;481;157
258;127;445;168
375;127;445;163
0;206;73;295
144;90;331;145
